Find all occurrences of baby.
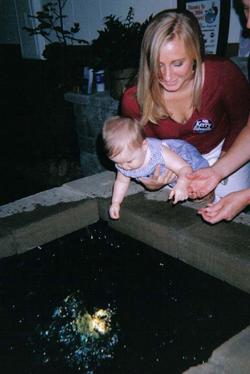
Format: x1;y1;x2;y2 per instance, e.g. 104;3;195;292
102;116;209;219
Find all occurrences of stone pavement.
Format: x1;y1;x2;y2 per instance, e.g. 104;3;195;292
0;171;249;373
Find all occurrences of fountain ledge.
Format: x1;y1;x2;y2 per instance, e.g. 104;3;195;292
0;171;250;373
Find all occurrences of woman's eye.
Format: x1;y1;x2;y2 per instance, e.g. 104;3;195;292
173;61;183;67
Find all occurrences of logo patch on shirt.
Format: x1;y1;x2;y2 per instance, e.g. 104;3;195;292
193;119;214;133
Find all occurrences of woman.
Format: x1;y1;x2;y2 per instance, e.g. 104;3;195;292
121;10;250;200
186;0;250;223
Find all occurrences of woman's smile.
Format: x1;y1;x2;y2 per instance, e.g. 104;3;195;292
163;79;178;87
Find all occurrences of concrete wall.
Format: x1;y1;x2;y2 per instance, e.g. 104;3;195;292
64;92;119;176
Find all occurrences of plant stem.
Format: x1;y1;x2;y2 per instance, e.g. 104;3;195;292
58;0;67;45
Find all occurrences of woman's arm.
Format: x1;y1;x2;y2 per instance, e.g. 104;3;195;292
219;60;250;153
110;172;130;219
139;165;176;190
188;115;250;198
213;114;250;177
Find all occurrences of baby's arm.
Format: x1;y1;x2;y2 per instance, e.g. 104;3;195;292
161;145;192;204
110;171;131;219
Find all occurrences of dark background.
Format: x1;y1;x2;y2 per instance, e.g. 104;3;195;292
0;44;82;205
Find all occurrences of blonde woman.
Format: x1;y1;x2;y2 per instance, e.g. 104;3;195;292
187;0;250;223
121;10;250;202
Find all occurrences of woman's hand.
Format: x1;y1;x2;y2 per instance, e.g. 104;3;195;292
139;165;176;190
198;190;250;223
187;167;221;199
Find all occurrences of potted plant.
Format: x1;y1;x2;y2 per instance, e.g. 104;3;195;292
23;0;90;91
89;7;152;99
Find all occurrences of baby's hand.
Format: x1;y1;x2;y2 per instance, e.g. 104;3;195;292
169;188;188;205
109;203;120;219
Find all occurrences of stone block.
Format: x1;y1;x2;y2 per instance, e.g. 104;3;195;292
183;326;250;374
103;193;200;259
0;223;17;259
179;221;250;293
100;192;250;294
78;135;96;154
65;92;119;176
63;171;115;198
1;199;99;255
79;152;106;176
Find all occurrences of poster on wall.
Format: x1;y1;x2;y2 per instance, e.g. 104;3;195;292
177;0;230;56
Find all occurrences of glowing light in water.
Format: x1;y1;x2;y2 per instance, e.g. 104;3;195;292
36;292;118;373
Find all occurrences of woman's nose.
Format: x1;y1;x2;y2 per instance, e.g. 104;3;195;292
161;66;172;81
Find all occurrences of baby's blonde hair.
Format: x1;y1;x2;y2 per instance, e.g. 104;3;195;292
102;116;145;158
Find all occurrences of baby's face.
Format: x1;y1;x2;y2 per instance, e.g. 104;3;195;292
111;144;147;171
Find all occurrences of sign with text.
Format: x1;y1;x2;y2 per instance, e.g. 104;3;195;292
178;0;230;56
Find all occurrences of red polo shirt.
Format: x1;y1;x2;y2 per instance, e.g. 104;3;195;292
121;57;250;154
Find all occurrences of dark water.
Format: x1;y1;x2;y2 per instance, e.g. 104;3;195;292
0;220;250;374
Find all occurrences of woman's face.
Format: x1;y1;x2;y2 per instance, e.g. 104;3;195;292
242;0;250;28
158;35;195;93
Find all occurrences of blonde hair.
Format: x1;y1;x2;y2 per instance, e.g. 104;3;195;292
102;116;145;158
137;9;204;125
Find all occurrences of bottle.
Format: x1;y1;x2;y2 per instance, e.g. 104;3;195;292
95;70;105;92
85;67;93;95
